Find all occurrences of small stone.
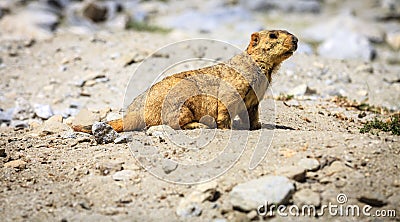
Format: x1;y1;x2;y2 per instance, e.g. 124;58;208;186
46;114;63;123
112;170;136;181
276;165;306;182
72;109;100;127
386;31;400;50
176;202;202;218
97;161;123;176
0;108;13;124
358;193;387;207
298;158;320;171
106;112;122;122
114;134;131;144
83;2;108;23
11;120;29;129
4;159;27;169
293;189;321;207
146;125;174;137
92;122;118;144
13;98;34;120
33;104;53;119
229;176;295;211
37;116;70;135
0;148;6;158
324;161;348;175
162;159;178;174
246;211;258;220
317;30;376;61
288;84;317;96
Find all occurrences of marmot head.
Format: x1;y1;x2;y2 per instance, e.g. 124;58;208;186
246;30;298;69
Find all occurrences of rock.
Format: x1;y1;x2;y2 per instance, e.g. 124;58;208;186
97;161;123;176
0;3;59;40
0;108;13;124
33;104;54;120
288;84;317;96
112;170;136;181
146;125;174;137
358;193;387;207
176;181;218;217
293;189;321;207
4;159;27;169
72;109;100;127
106;112;122;122
176;202;202;218
229;176;295;211
276;166;306;182
241;0;321;13
13;98;34;121
317;30;376;61
162;159;178;174
303;14;384;43
92;122;118;144
298;158;320;171
0;148;6;158
386;31;400;50
114;134;131;144
83;2;108;23
36;116;70;135
47;114;63;123
324;161;348;175
11;120;29;129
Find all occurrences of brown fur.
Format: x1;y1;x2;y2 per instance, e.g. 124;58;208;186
73;30;297;132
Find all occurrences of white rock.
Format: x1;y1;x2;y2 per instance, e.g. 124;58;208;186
229;176;295;211
112;170;136;181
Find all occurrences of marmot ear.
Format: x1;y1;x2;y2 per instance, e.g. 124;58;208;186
247;32;260;54
251;32;260;47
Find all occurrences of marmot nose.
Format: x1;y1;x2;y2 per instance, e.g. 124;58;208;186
292;36;298;50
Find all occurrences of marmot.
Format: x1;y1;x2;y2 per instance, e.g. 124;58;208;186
73;30;297;133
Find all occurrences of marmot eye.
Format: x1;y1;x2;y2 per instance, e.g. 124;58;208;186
269;33;278;39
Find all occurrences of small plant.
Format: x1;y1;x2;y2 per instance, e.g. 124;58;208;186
276;94;294;101
360;116;400;135
125;20;170;33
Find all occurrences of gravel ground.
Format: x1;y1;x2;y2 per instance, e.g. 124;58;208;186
0;0;399;221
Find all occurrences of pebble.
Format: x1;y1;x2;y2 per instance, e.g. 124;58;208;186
241;0;321;13
4;159;27;169
386;31;400;50
324;161;348;175
146;125;174;137
113;134;131;144
0;108;13;124
13;98;34;120
358;193;388;207
275;165;306;182
72;108;100;127
92;122;119;144
288;84;317;96
11;120;29;129
292;189;321;207
112;170;136;181
298;158;320;171
176;181;218;217
176;202;202;218
229;176;295;211
33;104;54;119
83;2;108;23
162;159;178;174
36;115;70;135
0;148;7;158
317;30;376;61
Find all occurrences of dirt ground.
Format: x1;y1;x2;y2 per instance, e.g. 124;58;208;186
0;30;399;222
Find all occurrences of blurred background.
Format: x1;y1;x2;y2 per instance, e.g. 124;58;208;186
0;0;399;62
